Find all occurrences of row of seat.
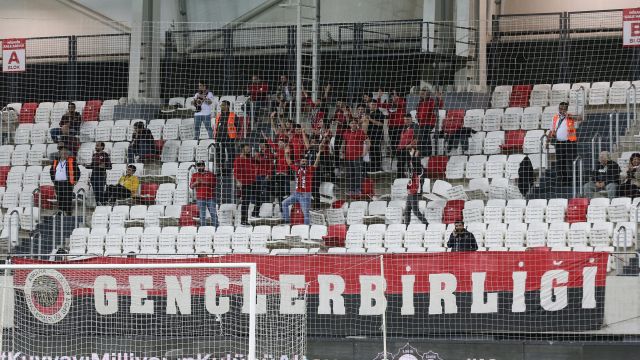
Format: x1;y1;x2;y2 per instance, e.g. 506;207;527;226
491;81;640;108
6;100;117;123
68;224;325;256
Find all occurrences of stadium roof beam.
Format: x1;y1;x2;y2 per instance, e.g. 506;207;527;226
54;0;130;33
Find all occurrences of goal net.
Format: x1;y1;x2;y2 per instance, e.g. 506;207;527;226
0;262;307;360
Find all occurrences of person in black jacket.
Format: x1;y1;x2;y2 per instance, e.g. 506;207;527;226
128;121;156;163
86;142;112;205
583;151;621;199
517;155;535;198
49;146;81;216
447;221;478;252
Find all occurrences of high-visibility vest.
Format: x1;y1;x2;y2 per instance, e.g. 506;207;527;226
551;114;577;142
214;112;237;139
53;157;77;185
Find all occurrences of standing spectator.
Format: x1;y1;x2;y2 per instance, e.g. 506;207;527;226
416;88;443;156
364;101;386;172
214;100;238;168
266;135;291;202
86;142;112;205
277;74;292;101
288;124;309;164
50;120;80;157
383;90;406;158
128;121;155;163
397;115;416;178
50;103;82;140
404;147;429;225
447;221;478;252
247;74;269;112
190;161;218;227
583;151;621;199
193;82;216;139
282;148;322;225
106;164;139;204
234;144;259;225
254;142;274;210
548;102;582;185
50;146;80;216
618;153;640;198
341;118;370;196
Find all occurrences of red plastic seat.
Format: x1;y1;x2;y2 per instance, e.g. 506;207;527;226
500;130;526;152
323;224;347;247
442;200;465;224
290;203;305;225
34;185;56;209
179;204;199;226
509;85;533;108
566;198;589;223
426;155;448;179
18;102;38;124
0;166;10;187
139;183;159;203
442;109;465;135
82;100;102;122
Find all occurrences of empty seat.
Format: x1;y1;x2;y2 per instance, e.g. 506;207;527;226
509;85;532;108
483;108;503;131
483;131;504;155
502;107;523;130
609;81;632;104
588;82;609;105
463;109;484;132
445;155;466;180
491;85;512;108
529;84;551;107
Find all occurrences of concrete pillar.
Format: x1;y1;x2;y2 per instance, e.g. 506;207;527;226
128;0;143;99
128;0;162;100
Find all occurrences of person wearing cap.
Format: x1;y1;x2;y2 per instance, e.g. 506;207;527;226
190;161;218;227
50;146;81;216
282;147;322;225
447;221;478;252
105;164;139;204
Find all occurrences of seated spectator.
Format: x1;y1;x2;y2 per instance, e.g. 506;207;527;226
447;221;478;252
106;164;139;204
583;151;620;199
586;174;610;199
50;103;82;139
618;152;640;198
50;120;79;157
517;155;535;198
128;121;155;163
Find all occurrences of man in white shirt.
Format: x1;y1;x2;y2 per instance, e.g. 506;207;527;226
49;146;80;215
549;101;582;185
193;82;217;139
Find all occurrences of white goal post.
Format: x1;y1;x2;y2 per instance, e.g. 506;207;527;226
0;262;306;360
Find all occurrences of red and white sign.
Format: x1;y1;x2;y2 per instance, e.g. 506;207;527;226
623;8;640;47
2;38;26;72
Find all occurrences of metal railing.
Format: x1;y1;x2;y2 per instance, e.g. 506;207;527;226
608;111;618;152
590;133;602;170
6;209;20;255
572;156;583;198
207;142;217;174
539;133;549;179
74;188;87;228
626;84;637;129
32;187;41;231
614;227;630;275
51;211;65;251
186;164;196;204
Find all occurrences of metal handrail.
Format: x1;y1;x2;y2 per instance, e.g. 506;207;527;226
608;112;616;152
7;209;20;255
29;231;42;259
615;111;620;151
186;164;197;204
627;84;637;128
615;226;629;275
74;188;87;228
207;142;217;174
576;85;586;116
31;187;41;231
634;202;640;252
572;156;583;198
590;133;601;170
539;133;549;179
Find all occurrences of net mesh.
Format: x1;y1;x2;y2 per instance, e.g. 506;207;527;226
3;264;306;360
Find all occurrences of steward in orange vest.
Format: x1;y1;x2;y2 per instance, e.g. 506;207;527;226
214;100;238;141
49;147;81;215
549;102;582;142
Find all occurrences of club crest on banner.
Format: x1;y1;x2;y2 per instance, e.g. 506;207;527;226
372;343;444;360
24;269;72;324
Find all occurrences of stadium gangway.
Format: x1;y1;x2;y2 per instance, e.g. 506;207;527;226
614;227;636;276
608;111;619;153
51;211;65;251
590;133;602;170
32;187;41;230
207;142;217;174
186;163;196;204
29;230;43;257
572;155;584;198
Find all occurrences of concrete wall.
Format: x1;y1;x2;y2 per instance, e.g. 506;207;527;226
501;0;639;15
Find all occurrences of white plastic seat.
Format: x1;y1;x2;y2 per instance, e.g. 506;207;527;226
161;140;180;162
588;82;609;105
502;107;523;130
505;223;527;248
609;81;632;104
163;119;181;140
483;199;506;223
463;109;484;132
483;108;503;131
14;124;32;145
179;118;195;140
111;142;130;164
521;106;542;130
491;85;512;108
465;155;487;179
111;120;131;142
484;223;507;248
530;84;550;107
483;131;505;155
550;83;570;105
568;222;590;247
505;154;525;179
445;155;466;180
485;155;507;179
547;222;569;247
541;106;558;130
523;130;546;154
547;198;568;223
11;145;30;166
178;140;198;162
590;221;614;246
525;199;547;223
424;223;445;247
526;222;548;247
505;199;526;223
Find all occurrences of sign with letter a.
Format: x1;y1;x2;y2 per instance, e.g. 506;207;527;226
623;8;640;47
2;38;26;72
